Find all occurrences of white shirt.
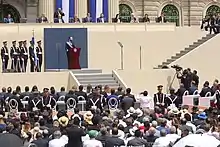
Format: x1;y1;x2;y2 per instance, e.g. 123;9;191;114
153;136;171;147
83;139;103;147
165;134;180;144
49;135;68;147
186;121;196;133
139;95;154;109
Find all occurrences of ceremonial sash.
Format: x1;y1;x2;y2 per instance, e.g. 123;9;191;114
32;100;40;111
90;98;99;109
42;96;52;108
167;96;178;108
156;94;165;105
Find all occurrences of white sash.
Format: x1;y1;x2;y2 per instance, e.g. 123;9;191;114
32;99;40;111
156;93;165;105
90;98;99;109
42;96;52;108
66;41;73;49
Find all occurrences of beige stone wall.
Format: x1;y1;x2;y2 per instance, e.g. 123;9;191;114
0;72;70;91
122;0;220;26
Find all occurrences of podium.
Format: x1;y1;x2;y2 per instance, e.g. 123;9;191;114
67;47;81;69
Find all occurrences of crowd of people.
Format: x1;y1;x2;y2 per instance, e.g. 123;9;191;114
0;78;220;147
1;39;43;73
201;13;220;34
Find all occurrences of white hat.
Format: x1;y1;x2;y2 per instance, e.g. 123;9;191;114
135;108;143;117
127;107;135;115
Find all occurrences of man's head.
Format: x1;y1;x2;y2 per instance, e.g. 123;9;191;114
160;129;167;137
87;13;90;17
69;37;73;42
134;129;142;138
37;40;41;46
18;41;23;47
88;130;99;139
3;41;7;47
157;85;163;93
79;85;83;91
100;13;104;17
23;40;27;46
12;40;16;46
169;88;175;95
111;88;115;95
8;14;11;18
53;130;62;139
112;127;118;135
170;126;177;134
126;88;131;94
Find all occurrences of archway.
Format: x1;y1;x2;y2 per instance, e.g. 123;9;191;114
206;5;220;16
162;4;179;26
119;4;133;23
0;4;21;23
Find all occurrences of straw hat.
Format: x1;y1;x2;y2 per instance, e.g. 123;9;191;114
58;116;69;127
84;111;93;125
135;108;143;117
127;107;136;115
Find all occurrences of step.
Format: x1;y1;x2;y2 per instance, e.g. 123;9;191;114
75;74;113;79
189;44;199;48
71;69;102;74
79;80;117;85
162;62;169;65
180;50;190;54
185;48;194;51
82;83;120;88
166;59;175;63
77;76;115;81
171;56;180;60
193;42;201;45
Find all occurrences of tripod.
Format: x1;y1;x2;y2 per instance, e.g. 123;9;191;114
169;70;182;90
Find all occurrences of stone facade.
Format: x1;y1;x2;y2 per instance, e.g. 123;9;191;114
4;0;220;25
120;0;220;26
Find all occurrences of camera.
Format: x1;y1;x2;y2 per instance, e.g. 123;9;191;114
171;65;183;71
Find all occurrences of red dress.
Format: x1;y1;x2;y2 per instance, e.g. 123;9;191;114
67;47;81;69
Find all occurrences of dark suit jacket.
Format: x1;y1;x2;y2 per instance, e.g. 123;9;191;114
143;17;150;22
97;17;107;23
157;16;167;23
105;136;125;147
66;125;86;147
32;138;48;147
54;11;65;22
83;17;92;23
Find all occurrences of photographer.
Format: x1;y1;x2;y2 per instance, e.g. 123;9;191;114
173;66;192;90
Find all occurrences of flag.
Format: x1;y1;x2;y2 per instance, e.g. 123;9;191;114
89;0;109;22
31;33;38;69
56;0;75;23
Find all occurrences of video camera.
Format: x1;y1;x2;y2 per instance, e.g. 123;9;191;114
171;65;183;71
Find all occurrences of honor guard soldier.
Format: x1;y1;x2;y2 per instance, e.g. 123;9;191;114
17;41;23;72
165;88;181;109
29;40;35;72
10;40;18;71
154;85;166;113
1;41;9;72
21;40;28;72
36;40;42;72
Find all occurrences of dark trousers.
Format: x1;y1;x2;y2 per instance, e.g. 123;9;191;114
210;25;217;34
2;58;8;72
11;58;17;71
23;58;28;72
30;59;35;72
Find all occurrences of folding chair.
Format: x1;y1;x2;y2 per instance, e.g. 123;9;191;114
108;97;119;110
66;98;76;111
8;99;18;112
58;95;65;101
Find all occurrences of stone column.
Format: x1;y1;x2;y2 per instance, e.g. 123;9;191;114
76;0;88;20
39;0;55;23
108;0;119;22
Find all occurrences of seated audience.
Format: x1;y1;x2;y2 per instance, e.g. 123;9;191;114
4;14;14;23
37;14;48;23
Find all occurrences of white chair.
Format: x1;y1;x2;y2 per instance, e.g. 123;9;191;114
193;90;199;95
58;95;65;101
77;96;85;101
108;97;119;110
183;90;189;96
66;98;76;110
205;92;212;97
5;97;9;103
52;98;57;111
8;99;18;111
22;96;29;101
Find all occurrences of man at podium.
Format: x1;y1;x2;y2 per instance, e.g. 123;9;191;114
65;37;81;69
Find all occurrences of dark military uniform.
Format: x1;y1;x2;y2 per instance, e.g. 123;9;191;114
1;41;9;71
21;40;28;72
153;85;166;113
17;41;23;72
36;40;42;72
10;40;18;71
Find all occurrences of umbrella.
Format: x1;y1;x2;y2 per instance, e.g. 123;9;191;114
0;133;23;147
173;134;220;147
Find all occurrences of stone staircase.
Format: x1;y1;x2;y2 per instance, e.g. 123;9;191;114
157;34;216;68
72;69;120;89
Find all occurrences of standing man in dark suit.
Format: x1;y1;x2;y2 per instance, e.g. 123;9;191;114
54;8;65;23
10;40;18;71
17;41;23;72
157;13;167;23
1;41;9;72
97;13;107;23
36;40;43;72
29;40;35;72
83;13;92;23
209;14;217;34
21;40;28;72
